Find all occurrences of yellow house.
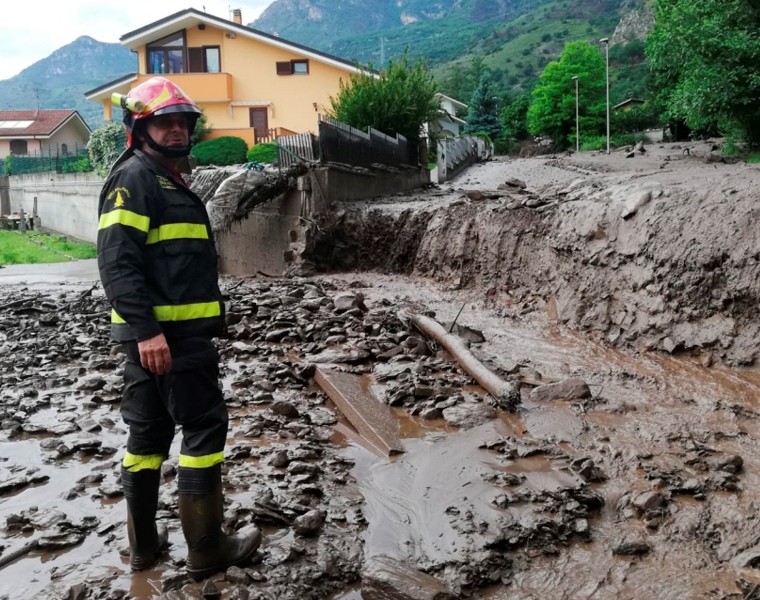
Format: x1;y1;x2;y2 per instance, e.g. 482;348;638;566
84;8;366;147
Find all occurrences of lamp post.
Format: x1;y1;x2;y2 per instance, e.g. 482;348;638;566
600;37;610;154
572;75;579;153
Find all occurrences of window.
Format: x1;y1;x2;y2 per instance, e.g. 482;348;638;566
10;140;27;155
188;46;221;73
147;31;186;74
276;59;309;75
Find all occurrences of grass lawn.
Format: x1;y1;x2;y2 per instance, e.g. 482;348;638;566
0;230;96;265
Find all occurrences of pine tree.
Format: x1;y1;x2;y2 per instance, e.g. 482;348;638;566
464;75;503;141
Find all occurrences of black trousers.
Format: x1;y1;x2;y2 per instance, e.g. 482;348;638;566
120;336;228;470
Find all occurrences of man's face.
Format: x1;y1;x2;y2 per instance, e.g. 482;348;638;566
144;113;190;148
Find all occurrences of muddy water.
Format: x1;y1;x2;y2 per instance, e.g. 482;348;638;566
323;274;760;599
3;274;760;599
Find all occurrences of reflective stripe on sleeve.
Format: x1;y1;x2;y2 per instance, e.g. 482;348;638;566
146;223;209;245
98;209;150;233
178;452;224;469
112;301;221;324
122;452;164;472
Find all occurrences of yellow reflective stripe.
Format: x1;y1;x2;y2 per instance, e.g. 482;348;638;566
146;223;209;245
123;452;164;472
179;452;224;469
111;301;220;324
98;209;150;233
153;301;221;322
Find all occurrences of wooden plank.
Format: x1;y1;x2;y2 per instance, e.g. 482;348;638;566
315;368;404;458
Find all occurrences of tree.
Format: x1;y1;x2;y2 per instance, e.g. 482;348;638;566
527;40;606;147
439;54;489;107
191;109;212;146
464;75;503;140
500;93;531;141
88;121;127;177
647;0;760;145
328;50;441;144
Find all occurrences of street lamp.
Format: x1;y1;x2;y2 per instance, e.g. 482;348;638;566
572;75;579;153
600;37;610;154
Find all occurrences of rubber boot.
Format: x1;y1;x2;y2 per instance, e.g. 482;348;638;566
178;463;261;581
122;468;169;571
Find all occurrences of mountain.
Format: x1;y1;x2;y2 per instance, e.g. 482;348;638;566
252;0;652;102
0;36;136;129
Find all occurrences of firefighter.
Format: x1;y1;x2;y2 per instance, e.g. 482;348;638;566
97;76;260;579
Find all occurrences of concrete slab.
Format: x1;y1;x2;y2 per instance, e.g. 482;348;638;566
315;367;404;458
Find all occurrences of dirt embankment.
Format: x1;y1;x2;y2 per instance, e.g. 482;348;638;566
300;143;760;366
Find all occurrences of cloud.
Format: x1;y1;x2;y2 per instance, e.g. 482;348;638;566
0;1;272;81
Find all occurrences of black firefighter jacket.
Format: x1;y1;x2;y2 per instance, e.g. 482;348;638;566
97;149;225;342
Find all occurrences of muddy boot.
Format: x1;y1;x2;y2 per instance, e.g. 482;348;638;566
122;468;169;571
178;463;261;581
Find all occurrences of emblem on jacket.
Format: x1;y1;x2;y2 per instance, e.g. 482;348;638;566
107;187;131;208
156;176;177;190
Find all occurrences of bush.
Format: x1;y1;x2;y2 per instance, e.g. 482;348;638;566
192;136;248;166
88;122;127;177
246;142;278;164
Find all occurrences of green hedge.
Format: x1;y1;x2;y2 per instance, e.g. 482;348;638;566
192;136;248;166
246;142;278;164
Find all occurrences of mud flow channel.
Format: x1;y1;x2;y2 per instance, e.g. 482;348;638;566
1;272;759;599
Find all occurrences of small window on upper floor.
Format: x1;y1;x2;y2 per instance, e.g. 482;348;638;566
276;59;309;75
189;46;221;73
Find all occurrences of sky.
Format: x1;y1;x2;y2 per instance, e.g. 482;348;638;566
0;1;274;81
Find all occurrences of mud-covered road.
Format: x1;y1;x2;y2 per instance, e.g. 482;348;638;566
4;146;760;600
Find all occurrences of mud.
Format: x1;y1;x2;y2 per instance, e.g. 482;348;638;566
298;141;760;367
5;145;760;599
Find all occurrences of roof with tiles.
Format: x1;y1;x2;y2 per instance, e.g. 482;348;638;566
0;110;87;137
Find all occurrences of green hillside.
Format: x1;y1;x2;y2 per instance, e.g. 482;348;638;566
0;36;136;129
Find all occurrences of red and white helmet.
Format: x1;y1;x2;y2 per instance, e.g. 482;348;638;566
113;77;202;153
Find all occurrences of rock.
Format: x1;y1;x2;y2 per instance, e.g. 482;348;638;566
362;554;457;600
732;545;760;569
632;490;665;513
333;292;364;313
613;536;651;556
420;407;443;420
504;177;527;189
201;579;222;598
67;582;88;600
225;566;251;585
270;401;300;419
269;450;290;468
442;401;496;429
292;509;326;536
466;191;486;202
75;375;106;391
529;378;592;403
708;454;743;473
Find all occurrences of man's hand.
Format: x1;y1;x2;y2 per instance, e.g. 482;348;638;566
138;333;172;375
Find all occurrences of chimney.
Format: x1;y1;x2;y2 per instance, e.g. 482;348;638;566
233;9;242;24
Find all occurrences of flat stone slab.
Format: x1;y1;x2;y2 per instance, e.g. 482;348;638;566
362;554;457;600
315;368;403;458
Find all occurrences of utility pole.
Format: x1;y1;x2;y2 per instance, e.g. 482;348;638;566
380;37;386;68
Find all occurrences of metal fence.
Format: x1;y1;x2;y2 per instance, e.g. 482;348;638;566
5;143;90;176
317;115;421;168
276;132;319;168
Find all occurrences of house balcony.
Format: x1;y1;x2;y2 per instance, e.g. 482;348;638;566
135;72;232;103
